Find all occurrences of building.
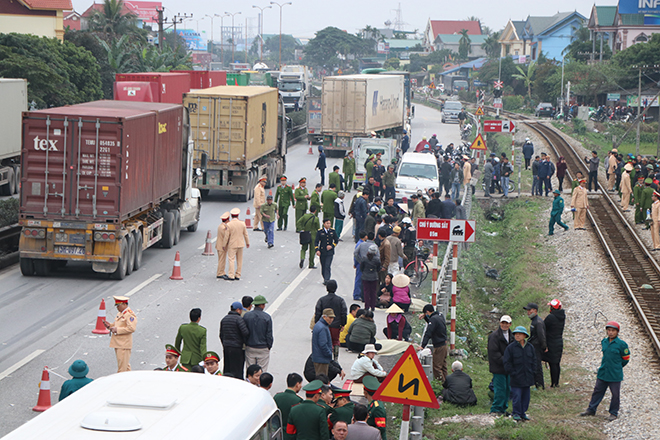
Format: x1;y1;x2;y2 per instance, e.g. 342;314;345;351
81;0;161;30
63;9;81;30
0;0;72;40
588;2;660;56
499;20;527;57
521;12;586;61
383;38;423;60
433;34;487;57
423;19;482;52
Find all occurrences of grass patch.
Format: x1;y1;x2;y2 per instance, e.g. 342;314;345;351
0;198;18;228
385;198;605;440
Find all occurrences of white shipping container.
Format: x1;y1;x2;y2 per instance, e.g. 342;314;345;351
322;75;404;135
0;78;27;161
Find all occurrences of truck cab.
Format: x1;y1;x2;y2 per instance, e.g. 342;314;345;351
352;137;398;189
278;72;306;111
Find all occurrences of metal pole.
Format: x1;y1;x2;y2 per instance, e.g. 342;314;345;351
232;15;235;62
560;56;565;113
431;242;438;307
278;7;282;67
399;404;410;440
636;67;641;157
245;17;248;63
496;56;502;118
220;15;225;67
450;243;457;350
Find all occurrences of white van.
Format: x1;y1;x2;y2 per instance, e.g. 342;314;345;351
3;371;282;439
352;137;398;189
395;152;439;201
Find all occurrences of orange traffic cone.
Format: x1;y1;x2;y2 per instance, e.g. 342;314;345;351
245;208;252;229
170;251;183;280
268;190;273;197
92;299;110;334
32;367;51;412
308;142;313;155
202;230;214;256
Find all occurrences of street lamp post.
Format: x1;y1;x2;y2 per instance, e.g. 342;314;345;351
225;11;242;64
205;14;220;48
560;55;566;117
220;13;229;67
270;1;292;69
252;5;272;62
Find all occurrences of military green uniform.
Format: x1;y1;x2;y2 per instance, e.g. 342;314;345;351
274;389;303;429
295;186;309;228
275;184;296;230
634;180;645;223
285;381;329;440
641;183;654;228
297;213;320;268
311;190;322;220
365;160;374;180
165;344;189;372
321;189;337;224
329;401;354;429
367;400;387;439
203;351;222;375
317;400;332;416
174;322;207;370
343;155;356;191
549;191;569;235
328;171;342;192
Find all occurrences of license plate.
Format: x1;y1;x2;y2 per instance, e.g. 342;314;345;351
55;245;85;255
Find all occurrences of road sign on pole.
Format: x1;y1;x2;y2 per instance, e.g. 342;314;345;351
484;120;516;132
416;219;476;242
494;80;503;89
475;106;484;116
493;98;503;108
469;133;487;151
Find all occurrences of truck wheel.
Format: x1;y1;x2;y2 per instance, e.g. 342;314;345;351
172;210;181;245
133;230;143;271
187;221;199;232
125;233;135;276
34;259;51;277
20;257;35;276
1;168;14;196
161;211;175;249
111;241;128;280
200;189;210;198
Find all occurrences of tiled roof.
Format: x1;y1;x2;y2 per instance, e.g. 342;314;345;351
619;13;645;25
430;20;482;37
19;0;72;10
434;34;487;44
594;6;617;26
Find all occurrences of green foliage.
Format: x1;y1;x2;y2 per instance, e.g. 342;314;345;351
0;33;102;108
476;57;526;96
383;57;400;69
303;26;374;69
406;49;455;73
0;198;19;228
531;60;559;103
563;24;612;62
458;29;471;60
512;61;536;100
87;0;138;35
64;31;114;99
503;95;524;111
251;34;300;65
572;118;586;135
481;32;501;59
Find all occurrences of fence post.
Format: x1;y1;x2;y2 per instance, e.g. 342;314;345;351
450;243;458;350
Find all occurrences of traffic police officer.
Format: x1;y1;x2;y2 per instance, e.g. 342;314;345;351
203;351;222;375
215;211;230;279
164;344;188;371
103;295;137;373
343;151;356;192
295;177;310;229
285;379;330;440
363;376;387;439
275;176;295;231
328;388;354;430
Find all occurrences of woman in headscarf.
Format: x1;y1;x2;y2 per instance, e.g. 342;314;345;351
382;304;412;341
392;273;412;312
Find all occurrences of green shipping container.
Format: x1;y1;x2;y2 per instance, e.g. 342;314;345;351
227;73;248;86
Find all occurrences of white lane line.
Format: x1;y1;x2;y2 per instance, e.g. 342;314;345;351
197;236;217;250
125;273;163;297
0;349;45;381
266;218;354;316
0;267;19;282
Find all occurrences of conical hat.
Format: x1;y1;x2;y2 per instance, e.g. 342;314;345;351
385;304;405;314
392;273;410;288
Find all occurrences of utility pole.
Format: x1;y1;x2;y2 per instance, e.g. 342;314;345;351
270;1;292;69
253;5;272;62
225;11;241;64
206;14;220;55
220;14;229;67
245;17;249;64
636;66;642;156
157;7;164;49
172;13;193;35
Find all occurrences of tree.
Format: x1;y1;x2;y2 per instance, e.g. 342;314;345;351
512;61;537;100
476;57;526;96
563;24;611;62
481;32;501;58
383;58;400;69
303;26;373;69
531;60;559;102
65;30;115;99
87;0;138;35
96;34;132;73
359;25;383;42
405;49;454;73
458;29;471;60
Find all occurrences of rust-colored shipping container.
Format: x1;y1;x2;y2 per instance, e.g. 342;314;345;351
171;70;227;89
114;72;191;104
21;100;184;223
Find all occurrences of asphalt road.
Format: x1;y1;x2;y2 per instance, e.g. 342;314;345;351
0;103;459;436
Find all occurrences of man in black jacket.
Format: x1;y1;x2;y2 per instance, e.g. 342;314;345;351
544;299;566;388
303;354;345;383
440;159;452;197
487;315;513;415
441;194;456;219
524;302;547;389
243;295;273;371
219;301;250;378
316;219;340;285
314;280;348;360
442;361;477;406
420;304;448;381
426;192;443;218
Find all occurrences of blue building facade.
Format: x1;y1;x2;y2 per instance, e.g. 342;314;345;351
521;12;587;61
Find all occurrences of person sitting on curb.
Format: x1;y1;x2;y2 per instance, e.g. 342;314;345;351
349;344;387;383
442;361;477;406
59;360;93;401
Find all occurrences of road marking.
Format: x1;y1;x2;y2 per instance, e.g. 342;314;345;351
125;273;163;297
266;218;353;316
0;266;19;282
197;236;217;250
0;349;45;381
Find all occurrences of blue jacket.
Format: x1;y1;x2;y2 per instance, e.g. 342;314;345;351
493;162;501;178
503;340;536;388
538;160;554;178
354;197;368;222
522;142;534;159
316;152;327;170
312;319;333;363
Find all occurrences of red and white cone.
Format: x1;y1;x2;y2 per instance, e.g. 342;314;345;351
32;367;52;412
202;230;214;256
245;208;252;229
308;141;313;155
170;251;183;280
92;299;110;334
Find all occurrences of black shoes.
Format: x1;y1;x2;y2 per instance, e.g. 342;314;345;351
217;275;229;280
579;411;595;417
268;243;274;248
299;259;304;268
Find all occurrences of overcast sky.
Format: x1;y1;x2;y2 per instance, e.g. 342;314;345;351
74;0;619;41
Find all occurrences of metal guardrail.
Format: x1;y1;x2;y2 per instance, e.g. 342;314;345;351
287;124;307;147
0;224;20;270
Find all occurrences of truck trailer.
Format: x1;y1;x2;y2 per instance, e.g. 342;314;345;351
321;74;405;152
279;65;311;111
19;100;201;279
0;78;27;195
307;96;322;144
184;86;287;201
114;72;191;104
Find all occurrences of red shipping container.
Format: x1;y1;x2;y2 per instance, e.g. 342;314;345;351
113;81;156;102
171;70;227;89
21;100;184;223
114;72;191;104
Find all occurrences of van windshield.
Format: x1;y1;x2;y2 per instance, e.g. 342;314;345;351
399;163;437;180
444;102;462;110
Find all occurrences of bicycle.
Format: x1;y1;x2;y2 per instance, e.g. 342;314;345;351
404;241;430;287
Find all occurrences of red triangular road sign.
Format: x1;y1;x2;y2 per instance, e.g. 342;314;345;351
509;121;516;132
465;221;474;241
469;133;487;150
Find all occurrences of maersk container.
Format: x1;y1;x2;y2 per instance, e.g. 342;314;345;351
114;72;191;104
171;70;228;89
21;100;184;222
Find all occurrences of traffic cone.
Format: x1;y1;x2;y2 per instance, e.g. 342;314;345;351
92;299;110;334
202;230;214;256
170;251;183;280
245;208;252;229
32;367;51;412
308;141;313;155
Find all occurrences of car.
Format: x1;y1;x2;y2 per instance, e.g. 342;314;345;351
395;152;440;202
535;103;555;118
442;101;462;124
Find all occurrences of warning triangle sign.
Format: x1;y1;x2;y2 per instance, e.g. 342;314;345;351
469;133;487;151
372;345;439;408
475;106;484;116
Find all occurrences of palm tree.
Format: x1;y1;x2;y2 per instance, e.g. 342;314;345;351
88;0;137;35
512;61;537;100
458;29;471;60
96;34;132;73
481;31;501;58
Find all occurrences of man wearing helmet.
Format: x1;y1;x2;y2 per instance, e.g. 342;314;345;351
580;321;630;421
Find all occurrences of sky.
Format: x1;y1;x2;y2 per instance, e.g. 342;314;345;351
73;0;619;41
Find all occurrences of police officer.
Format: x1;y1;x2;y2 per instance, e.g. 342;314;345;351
322;183;338;225
328;388;354;430
164;344;188;371
549;189;569;235
275;176;295;231
295;178;310;230
329;165;342;192
175;308;207;370
343;151;356;192
298;205;321;269
224;208;250;281
203;351;222;375
363;376;387;440
103;296;137;373
311;184;323;220
285;380;330;440
316;218;339;284
215;211;230;279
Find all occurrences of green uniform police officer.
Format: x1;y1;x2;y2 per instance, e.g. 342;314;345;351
275;176;296;231
363;376;387;440
285;380;330;440
295;178;310;230
343;151;356;192
549;189;569;235
328;388;354;430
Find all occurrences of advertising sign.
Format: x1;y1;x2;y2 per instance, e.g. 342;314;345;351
627;94;659;107
176;29;207;51
618;0;660;24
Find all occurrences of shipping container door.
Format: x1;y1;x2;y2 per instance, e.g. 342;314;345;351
187;96;216;162
344;80;366;134
215;96;247;162
323;80;340;132
150;107;183;204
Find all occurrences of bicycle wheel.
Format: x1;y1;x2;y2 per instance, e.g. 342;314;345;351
507;181;515;193
418;261;430;285
404;260;421;286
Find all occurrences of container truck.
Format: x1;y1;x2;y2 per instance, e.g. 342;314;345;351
171;70;227;89
0;79;27;196
19;100;201;279
184;86;287;201
321;74;405;153
307;96;322;144
279;65;311;111
114;72;191;104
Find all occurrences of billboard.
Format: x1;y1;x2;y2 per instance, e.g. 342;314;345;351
176;29;207;51
618;0;660;24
